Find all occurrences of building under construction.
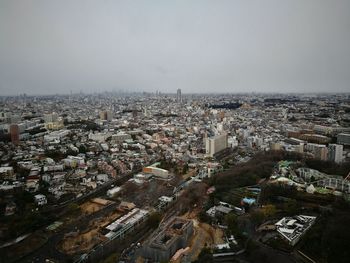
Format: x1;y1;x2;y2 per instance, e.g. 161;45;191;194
141;217;193;262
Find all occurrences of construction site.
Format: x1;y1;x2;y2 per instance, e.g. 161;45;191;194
57;198;122;255
80;198;114;215
141;217;194;262
138;210;225;263
121;176;180;208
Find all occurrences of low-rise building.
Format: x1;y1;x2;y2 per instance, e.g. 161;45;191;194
0;167;15;180
34;194;47;206
275;215;316;246
143;165;169;179
103;208;149;240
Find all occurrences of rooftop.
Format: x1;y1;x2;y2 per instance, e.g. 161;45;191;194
275;215;316;245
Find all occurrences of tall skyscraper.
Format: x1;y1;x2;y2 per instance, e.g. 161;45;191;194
176;88;182;103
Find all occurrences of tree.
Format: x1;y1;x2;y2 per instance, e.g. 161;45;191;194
101;253;120;263
262;204;277;218
284;199;298;215
182;163;189;174
225;213;239;235
79;145;87;153
251;210;265;226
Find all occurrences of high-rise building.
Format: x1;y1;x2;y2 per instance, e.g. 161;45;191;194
99;111;106;120
176;88;182;103
44;113;58;123
328;144;343;163
205;133;228;157
99;110;113;121
305;143;328;161
106;110;113;121
10;124;19;145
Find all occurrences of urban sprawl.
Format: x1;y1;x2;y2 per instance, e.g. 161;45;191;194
1;92;350;263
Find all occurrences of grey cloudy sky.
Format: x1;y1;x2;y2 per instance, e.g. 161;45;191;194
1;0;350;95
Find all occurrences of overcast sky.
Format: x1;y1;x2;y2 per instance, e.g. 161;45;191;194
1;0;350;95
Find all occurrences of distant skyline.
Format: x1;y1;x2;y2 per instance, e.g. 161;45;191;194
1;0;350;95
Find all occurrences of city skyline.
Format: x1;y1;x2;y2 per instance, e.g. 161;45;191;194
1;0;350;95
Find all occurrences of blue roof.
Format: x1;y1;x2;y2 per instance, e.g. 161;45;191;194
242;197;256;205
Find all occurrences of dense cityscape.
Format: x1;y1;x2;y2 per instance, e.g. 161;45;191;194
2;0;350;262
0;92;350;263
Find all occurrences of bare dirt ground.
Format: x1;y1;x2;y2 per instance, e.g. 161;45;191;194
122;179;176;208
99;210;122;228
80;201;105;215
57;210;121;255
59;228;103;255
187;221;224;261
179;210;224;261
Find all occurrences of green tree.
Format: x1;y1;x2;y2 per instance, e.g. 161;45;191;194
225;213;240;236
79;145;87;153
284;199;298;215
67;202;81;216
251;210;265;226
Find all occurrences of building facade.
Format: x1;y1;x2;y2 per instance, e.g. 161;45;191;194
205;134;228;157
328;144;343;163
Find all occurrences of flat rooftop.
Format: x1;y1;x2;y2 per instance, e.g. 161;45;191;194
149;217;193;250
275;215;316;245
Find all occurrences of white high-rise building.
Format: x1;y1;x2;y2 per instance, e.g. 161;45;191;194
328;144;343;163
205;133;228;157
43;113;58;123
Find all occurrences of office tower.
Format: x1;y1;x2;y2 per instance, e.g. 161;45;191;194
176;88;182;103
205;133;228;157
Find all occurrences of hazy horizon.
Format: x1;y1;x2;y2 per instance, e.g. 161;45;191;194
1;0;350;95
